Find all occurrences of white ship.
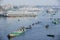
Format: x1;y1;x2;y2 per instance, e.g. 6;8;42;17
7;11;37;17
7;7;40;17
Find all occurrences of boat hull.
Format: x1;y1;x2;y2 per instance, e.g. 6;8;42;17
8;30;25;39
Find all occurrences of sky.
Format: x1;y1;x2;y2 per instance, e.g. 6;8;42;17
0;0;60;6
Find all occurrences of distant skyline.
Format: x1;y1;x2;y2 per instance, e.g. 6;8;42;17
1;0;60;6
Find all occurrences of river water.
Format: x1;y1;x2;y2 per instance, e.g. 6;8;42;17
0;8;60;40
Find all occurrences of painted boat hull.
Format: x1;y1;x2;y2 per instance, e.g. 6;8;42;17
8;30;25;39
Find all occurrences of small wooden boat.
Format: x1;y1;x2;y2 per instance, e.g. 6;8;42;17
45;24;49;29
47;34;55;38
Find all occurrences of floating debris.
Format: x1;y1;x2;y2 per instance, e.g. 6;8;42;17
47;34;55;38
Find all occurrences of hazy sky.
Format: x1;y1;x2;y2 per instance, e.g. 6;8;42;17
1;0;60;6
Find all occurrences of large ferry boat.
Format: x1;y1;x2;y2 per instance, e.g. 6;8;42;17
6;7;40;17
0;5;42;17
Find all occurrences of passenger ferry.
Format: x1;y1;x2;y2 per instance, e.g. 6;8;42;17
6;7;40;17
